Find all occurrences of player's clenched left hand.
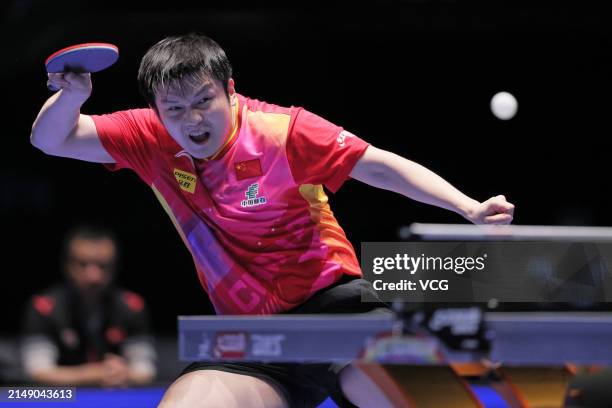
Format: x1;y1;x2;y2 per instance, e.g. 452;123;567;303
467;195;514;225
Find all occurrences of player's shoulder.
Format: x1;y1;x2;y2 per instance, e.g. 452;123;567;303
112;288;147;314
240;94;300;117
240;94;333;126
29;285;68;317
243;95;339;138
94;107;156;119
239;94;304;143
92;107;161;133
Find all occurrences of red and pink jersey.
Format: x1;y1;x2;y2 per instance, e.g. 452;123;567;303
91;94;368;314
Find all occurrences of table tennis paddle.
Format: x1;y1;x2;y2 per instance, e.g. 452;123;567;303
45;43;119;91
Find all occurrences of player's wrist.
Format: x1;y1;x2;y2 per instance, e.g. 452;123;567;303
56;88;91;106
47;93;90;116
80;362;106;384
458;199;481;223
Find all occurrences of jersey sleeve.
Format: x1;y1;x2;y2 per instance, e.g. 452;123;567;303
91;109;159;183
286;109;369;193
118;291;157;376
21;296;60;374
22;295;55;338
119;291;153;338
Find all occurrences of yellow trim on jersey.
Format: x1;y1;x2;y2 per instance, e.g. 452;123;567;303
151;185;188;245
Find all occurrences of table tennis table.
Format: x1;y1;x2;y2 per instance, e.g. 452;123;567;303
177;224;612;407
178;312;612;366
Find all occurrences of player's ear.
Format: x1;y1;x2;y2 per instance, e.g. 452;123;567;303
227;78;235;96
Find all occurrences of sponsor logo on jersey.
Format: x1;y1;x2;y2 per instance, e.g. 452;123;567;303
61;328;79;349
33;296;55;316
241;183;267;208
336;130;354;148
106;326;126;345
173;169;197;194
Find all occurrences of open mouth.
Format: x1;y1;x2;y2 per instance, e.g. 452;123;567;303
189;131;210;145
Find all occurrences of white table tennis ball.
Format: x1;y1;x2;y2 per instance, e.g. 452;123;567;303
490;91;518;120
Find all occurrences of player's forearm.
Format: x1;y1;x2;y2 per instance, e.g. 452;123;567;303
127;368;155;385
30;363;105;386
30;91;84;152
352;148;479;219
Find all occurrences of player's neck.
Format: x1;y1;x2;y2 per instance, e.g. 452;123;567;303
203;94;240;161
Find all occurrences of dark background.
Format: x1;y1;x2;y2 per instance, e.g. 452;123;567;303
2;1;611;334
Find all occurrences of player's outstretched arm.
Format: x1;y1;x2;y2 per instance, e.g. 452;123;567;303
30;72;114;163
350;146;514;225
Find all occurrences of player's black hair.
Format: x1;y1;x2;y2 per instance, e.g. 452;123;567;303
138;33;233;109
61;224;119;266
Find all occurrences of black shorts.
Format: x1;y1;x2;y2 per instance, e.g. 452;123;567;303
181;275;391;408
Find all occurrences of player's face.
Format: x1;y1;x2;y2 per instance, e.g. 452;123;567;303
155;76;236;159
66;238;116;298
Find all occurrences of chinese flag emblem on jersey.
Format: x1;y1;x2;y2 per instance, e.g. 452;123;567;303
234;159;262;180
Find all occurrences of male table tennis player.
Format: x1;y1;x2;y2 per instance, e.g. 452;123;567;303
31;34;514;407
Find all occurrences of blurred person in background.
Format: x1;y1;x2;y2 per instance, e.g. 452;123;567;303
21;224;156;386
